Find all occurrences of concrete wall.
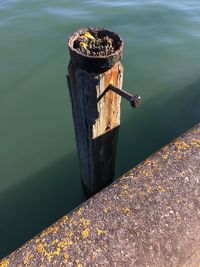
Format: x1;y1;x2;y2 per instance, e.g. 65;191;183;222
0;123;200;267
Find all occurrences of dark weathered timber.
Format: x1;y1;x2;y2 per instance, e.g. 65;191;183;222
68;62;123;195
67;27;124;195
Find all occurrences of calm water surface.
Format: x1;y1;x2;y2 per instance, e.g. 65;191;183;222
0;0;200;258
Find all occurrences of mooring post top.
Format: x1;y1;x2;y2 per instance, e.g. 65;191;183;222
68;27;124;73
67;27;142;108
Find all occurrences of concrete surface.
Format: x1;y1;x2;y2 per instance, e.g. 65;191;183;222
0;123;200;267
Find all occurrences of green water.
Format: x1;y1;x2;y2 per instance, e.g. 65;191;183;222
1;0;200;258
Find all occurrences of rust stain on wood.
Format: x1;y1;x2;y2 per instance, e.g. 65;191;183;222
93;62;122;138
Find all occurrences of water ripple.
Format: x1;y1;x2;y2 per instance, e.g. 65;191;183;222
45;7;90;18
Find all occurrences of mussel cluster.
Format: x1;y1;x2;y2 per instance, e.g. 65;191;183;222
74;32;117;57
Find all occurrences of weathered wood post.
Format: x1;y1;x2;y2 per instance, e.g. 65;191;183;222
67;27;141;196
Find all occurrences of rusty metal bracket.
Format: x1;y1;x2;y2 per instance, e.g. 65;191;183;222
109;84;142;108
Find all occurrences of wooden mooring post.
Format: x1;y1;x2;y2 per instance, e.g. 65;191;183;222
67;27;141;196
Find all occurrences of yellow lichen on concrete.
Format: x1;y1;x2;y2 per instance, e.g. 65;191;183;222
40;225;59;238
57;232;74;248
97;229;108;236
77;207;84;216
36;241;62;263
190;138;200;148
51;239;59;245
124;208;130;214
69;218;77;226
0;259;10;267
119;189;130;197
36;243;46;254
151;159;158;167
162;153;169;160
97;229;103;235
144;183;152;193
174;140;189;150
58;215;69;225
35;238;41;244
36;243;50;261
157;185;166;193
80;218;90;226
58;240;68;249
63;252;69;260
118;184;134;199
76;259;82;267
142;169;153;178
52;247;60;256
81;228;89;238
23;251;34;265
68;231;74;238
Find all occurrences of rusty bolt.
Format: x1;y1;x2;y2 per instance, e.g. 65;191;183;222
130;95;142;108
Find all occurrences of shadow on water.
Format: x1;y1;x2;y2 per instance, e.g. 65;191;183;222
0;77;200;259
117;76;200;176
0;153;86;259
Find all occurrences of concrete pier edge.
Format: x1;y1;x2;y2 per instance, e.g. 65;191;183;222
0;123;200;267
